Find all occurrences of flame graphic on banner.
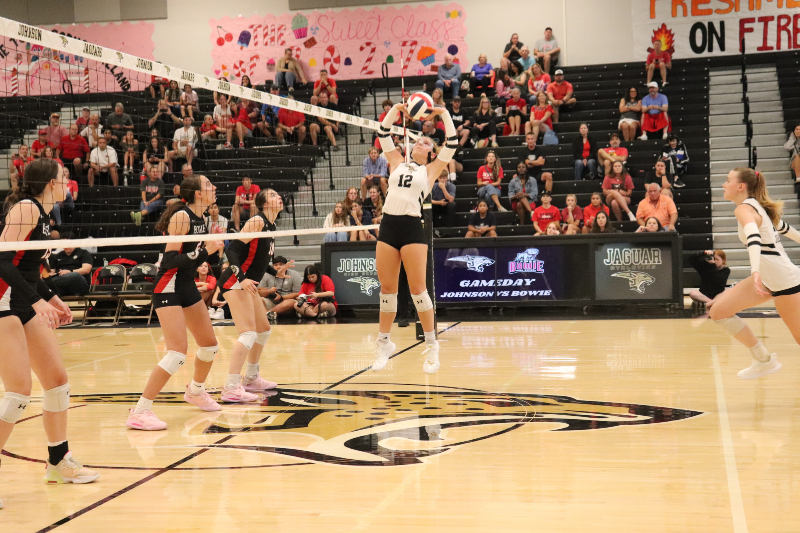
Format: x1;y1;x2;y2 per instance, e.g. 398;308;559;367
650;23;675;55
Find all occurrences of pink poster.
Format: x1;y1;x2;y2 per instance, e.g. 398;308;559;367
0;21;155;96
210;3;467;84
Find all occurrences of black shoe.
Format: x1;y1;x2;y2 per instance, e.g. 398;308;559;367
673;177;686;188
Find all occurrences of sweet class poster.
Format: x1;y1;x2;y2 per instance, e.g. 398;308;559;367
209;2;467;83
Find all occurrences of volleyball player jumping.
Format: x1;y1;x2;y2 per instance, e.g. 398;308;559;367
0;160;98;507
371;103;458;373
709;168;800;378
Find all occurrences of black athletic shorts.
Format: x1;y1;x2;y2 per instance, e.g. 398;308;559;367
0;307;35;325
771;282;800;297
378;214;427;250
152;271;202;309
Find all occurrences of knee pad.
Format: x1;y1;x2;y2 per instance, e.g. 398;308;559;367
412;291;434;313
255;330;271;346
379;293;397;313
714;315;747;336
237;331;258;350
157;350;186;375
0;392;30;424
42;383;70;413
196;344;219;362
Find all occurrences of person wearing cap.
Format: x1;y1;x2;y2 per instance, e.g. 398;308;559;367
531;191;561;235
258;256;303;321
545;69;576;124
639;82;669;140
45;112;67;156
660;134;689;188
534;27;560;75
75;107;91;129
31;129;51;159
597;132;629;177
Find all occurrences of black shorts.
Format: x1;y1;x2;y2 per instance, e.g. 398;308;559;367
0;306;35;325
378;214;427;250
152;271;202;309
771;282;800;297
217;268;262;296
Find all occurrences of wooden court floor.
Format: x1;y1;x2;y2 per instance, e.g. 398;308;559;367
1;317;799;532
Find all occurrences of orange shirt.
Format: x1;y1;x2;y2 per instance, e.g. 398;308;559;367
636;194;677;228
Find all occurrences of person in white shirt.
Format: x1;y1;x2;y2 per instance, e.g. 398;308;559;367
173;116;198;166
88;137;119;186
213;94;234;148
80;114;103;149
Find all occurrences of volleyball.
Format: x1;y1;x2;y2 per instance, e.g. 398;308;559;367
407;91;433;120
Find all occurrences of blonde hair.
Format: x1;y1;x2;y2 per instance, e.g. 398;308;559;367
734;167;783;225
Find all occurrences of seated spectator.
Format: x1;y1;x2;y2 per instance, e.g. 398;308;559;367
421;119;445;147
561;193;583;235
323;201;350;243
469;53;493;96
343;186;360;215
60;123;89;181
231;98;257;148
501;33;524;71
508;61;529;98
276;97;307;145
470;96;498;148
545;221;562;235
531;191;561;235
120;130;139;178
165;80;182;116
361;147;388;198
75;107;91;129
200;114;220;141
465;200;497;238
436;54;462;99
518;46;535;71
257;89;280;138
313;68;339;105
603;160;636;222
203;202;228;236
448;96;472;147
45;238;92;297
105;102;134;141
10;144;33;189
618;87;643;142
431;87;446;108
260;256;304;320
275;47;307;91
639;82;670;140
149;76;168;99
166;182;183;206
525;91;554;142
546;69;576;124
362;185;383;238
213;94;235;148
582;191;610;233
646;37;672;87
240;75;253;89
173;115;198;166
142;135;170;174
195;261;217;308
526;63;551;101
42;146;63;166
295;264;337;319
309;92;339;150
232;176;261;231
573;123;598;180
477;150;507;212
505;87;528;136
348;201;375;241
181;162;194;179
508;161;537;224
431;170;457;227
45;113;67;157
130;165;166;226
180;83;199;119
31;129;51;159
645;159;672;190
661;134;689;188
88;137;119;186
635;182;677;231
636;215;665;233
590;210;616;233
688;250;730;306
149;99;182;144
784;124;800;184
52;168;78;226
80;114;103;149
523;133;553;194
597;132;629;177
534;27;561;74
209;284;228;320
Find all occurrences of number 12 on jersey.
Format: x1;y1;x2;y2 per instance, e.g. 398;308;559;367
399;174;413;188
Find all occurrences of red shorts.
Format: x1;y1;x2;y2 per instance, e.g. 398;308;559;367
642;112;669;132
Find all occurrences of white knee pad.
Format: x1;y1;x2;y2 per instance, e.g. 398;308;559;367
379;293;397;313
0;392;30;424
715;315;747;336
237;331;258;350
157;350;186;375
412;291;434;313
196;344;219;362
255;330;271;346
42;383;70;413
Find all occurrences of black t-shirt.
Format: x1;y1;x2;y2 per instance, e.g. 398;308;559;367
504;41;523;62
448;106;465;129
645;171;667;185
526;146;544;178
50;248;93;276
469;211;496;228
690;252;730;298
426;128;445;147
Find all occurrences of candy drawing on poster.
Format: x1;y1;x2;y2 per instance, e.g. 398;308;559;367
0;21;154;96
209;2;467;84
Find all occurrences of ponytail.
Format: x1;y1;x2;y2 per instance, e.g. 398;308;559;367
155;175;202;233
3;158;59;214
735;167;783;225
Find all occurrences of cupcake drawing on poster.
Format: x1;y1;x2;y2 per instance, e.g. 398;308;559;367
292;14;309;39
417;46;436;66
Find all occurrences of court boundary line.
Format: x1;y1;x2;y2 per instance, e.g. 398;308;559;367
34;321;461;532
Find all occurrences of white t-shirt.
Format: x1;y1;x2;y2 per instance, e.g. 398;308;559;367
81;124;103;147
173;126;197;155
213;104;232;126
383;161;430;217
89;146;118;168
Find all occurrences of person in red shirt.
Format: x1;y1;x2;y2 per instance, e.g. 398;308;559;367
545;69;576;123
602;160;636;222
531;191;561;235
232;99;255;148
60;124;90;181
582;192;610;233
9;144;33;189
476;150;507;212
45;113;68;156
195;261;218;308
597;132;629;177
232;176;261;231
504;87;527;136
313;69;338;105
646;38;672;88
52;169;79;226
294;264;337;318
560;193;583;235
525;91;554;140
31;129;51;159
276;100;307;145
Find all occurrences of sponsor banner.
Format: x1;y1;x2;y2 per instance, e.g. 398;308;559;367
594;243;673;300
633;1;800;59
329;249;380;306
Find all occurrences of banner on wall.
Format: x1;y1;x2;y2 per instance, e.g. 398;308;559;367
633;0;800;59
210;2;467;84
0;21;154;96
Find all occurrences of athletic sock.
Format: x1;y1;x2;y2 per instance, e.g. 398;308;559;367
225;374;242;388
134;397;154;415
378;332;391;343
750;341;770;362
188;380;205;395
424;331;436;344
47;441;69;466
245;363;260;380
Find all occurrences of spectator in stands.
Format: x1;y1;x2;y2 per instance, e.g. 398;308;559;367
597;132;629;177
688;250;730;306
200;114;220;141
105;102;134;141
494;69;513;100
518;46;535;72
545;221;562;235
510;62;530;97
361;147;388;198
561;193;583;235
431;169;456;227
323;202;350;243
505;87;527;136
477;150;507;212
51;168;78;226
618;87;642;142
59;123;90;182
231;176;261;231
471;96;498;148
646;37;672;88
213;94;235;148
582;191;610;233
45;112;67;157
531;191;561;235
635;181;677;231
9;144;32;189
165;80;182;116
348;201;375;241
276;97;307;145
42;146;63;166
166;182;183;206
260;256;303;321
430;87;446;109
509;160;537;224
590;210;616;233
661;134;688;188
362;185;383;238
44;237;92;297
646;159;671;190
295;264;337;319
180;84;199;120
525;91;554;141
421;119;445;147
524;132;553;194
602;160;636;221
228;98;253;148
784;124;800;185
635;216;665;233
149;98;182;146
75;107;91;129
80;113;103;148
143;135;170;174
546;69;576;124
102;128;120;154
31;129;50;159
343;186;360;215
435;54;462;99
309;92;339;150
181;162;194;179
130;164;166;226
275;47;307;91
469;53;493;97
465;200;497;238
526;63;551;101
120;130;138;178
313;68;339;105
639;82;669;140
240;75;253;89
447;96;472;147
573;123;598;180
501;33;523;71
534;27;560;74
195;261;217;308
149;76;168;99
209;283;228;320
204;202;228;235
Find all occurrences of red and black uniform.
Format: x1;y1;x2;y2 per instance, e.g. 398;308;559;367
0;198;56;323
152;205;209;309
218;213;276;294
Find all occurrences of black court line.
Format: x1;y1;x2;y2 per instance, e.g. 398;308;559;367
36;321;461;532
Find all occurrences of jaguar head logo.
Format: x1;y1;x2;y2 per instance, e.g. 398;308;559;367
611;271;656;294
446;255;495;273
348;276;380;296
